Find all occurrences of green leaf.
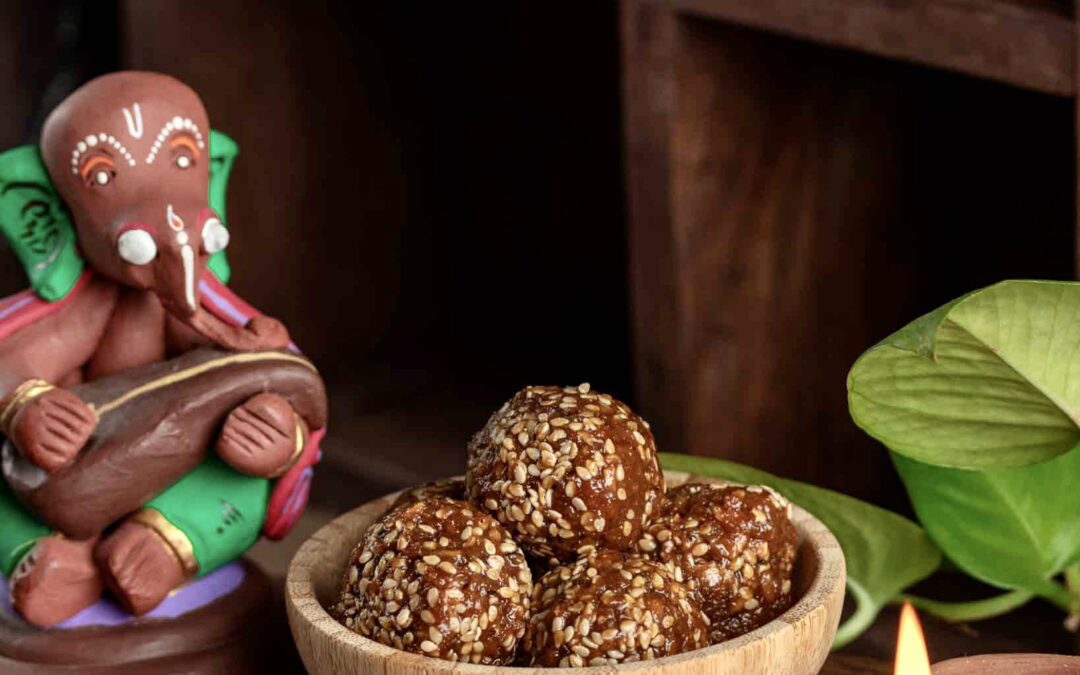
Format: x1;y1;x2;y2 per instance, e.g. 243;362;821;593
892;448;1080;608
849;280;1080;469
659;453;941;647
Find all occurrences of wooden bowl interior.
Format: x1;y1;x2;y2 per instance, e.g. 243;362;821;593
287;470;845;674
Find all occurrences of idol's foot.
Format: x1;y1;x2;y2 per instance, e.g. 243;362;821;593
94;519;186;616
215;392;305;478
9;534;102;627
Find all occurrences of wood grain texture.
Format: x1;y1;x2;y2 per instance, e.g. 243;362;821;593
286;471;845;674
622;2;687;455
621;1;1075;504
932;653;1080;673
623;7;924;500
670;0;1075;96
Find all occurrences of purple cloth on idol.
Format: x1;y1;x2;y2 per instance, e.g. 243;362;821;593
0;561;245;628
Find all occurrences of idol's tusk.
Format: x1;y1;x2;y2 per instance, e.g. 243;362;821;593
181;243;196;311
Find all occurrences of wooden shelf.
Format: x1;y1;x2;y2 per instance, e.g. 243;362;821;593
669;0;1075;96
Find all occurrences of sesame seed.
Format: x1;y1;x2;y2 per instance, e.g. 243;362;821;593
422;555;440;565
420;640;437;652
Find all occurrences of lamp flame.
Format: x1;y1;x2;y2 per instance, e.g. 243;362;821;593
895;602;932;675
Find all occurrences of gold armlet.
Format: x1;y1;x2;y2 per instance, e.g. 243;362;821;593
131;508;199;576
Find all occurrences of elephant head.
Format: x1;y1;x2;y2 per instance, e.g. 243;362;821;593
39;71;286;351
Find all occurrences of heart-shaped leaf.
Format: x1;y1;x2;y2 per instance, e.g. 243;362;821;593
848;280;1080;469
659;453;941;647
892;447;1080;606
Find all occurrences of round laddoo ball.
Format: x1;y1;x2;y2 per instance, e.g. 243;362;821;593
636;482;797;642
333;497;532;665
390;477;465;510
466;384;664;561
521;550;710;667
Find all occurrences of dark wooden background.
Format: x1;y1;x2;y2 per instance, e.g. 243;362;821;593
1;1;1074;512
0;1;631;505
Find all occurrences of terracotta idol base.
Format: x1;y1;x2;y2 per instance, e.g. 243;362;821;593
933;653;1080;674
0;559;273;674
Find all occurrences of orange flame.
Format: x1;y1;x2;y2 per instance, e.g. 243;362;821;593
895;602;932;675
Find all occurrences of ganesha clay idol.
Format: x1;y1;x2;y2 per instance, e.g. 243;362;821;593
0;71;327;667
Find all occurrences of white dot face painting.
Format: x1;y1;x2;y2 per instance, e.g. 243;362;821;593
68;99;207;188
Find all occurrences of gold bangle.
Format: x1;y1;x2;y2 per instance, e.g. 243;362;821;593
269;414;306;479
0;379;54;437
131;508;199;576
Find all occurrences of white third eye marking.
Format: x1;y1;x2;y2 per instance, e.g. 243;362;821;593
176;231;189;245
166;203;185;232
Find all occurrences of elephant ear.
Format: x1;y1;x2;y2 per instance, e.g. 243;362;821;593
207;129;237;285
0;145;84;301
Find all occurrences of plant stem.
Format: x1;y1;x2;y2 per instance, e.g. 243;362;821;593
833;583;876;649
900;589;1033;622
1036;579;1075;613
1065;564;1080;595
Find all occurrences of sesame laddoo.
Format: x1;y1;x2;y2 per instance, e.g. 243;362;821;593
636;483;797;642
466;384;664;562
521;550;710;667
333;497;532;665
390;477;465;510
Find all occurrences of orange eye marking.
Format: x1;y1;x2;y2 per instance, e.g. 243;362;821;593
168;135;201;157
79;155;114;180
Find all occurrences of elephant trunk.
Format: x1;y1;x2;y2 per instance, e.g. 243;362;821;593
152;206;289;352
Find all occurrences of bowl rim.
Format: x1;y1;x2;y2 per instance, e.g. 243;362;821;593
286;470;846;672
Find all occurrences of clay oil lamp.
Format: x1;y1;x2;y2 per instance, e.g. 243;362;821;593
894;602;1080;674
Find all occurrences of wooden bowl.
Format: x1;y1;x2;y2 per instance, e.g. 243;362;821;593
286;470;846;674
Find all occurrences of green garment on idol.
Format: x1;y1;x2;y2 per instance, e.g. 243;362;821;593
0;454;268;578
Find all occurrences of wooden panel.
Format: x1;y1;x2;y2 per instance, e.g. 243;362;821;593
671;16;928;499
118;2;411;377
671;0;1075;97
118;2;630;401
622;3;688;452
622;3;1075;503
